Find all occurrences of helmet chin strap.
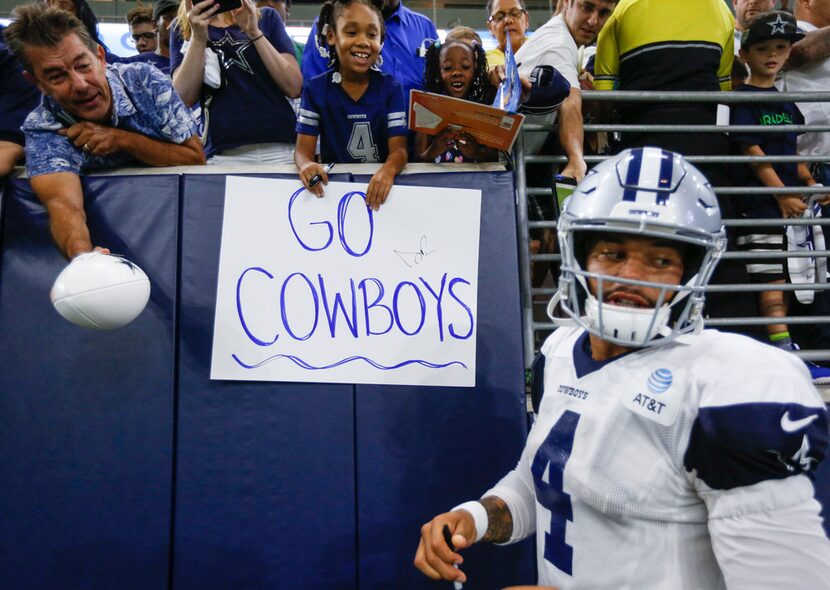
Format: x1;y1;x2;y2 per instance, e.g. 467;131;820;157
547;291;579;327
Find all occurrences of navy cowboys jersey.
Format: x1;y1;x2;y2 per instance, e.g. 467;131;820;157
295;70;407;164
487;327;830;589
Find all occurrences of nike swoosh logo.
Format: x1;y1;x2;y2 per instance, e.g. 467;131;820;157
781;411;819;433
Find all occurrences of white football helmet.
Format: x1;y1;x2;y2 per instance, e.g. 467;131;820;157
549;147;727;347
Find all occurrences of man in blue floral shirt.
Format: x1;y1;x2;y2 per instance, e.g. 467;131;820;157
3;3;205;258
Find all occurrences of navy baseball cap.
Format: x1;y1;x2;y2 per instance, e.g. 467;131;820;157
741;10;804;50
521;65;570;115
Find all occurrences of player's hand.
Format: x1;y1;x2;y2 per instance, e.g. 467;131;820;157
365;166;395;210
560;157;587;183
59;122;123;156
414;510;476;585
776;193;808;218
298;161;328;197
185;0;219;43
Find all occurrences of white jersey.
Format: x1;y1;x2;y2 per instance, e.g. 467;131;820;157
487;327;830;589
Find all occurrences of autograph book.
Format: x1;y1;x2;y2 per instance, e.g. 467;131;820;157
408;90;525;152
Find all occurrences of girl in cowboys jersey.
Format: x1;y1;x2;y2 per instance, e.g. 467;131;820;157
415;148;830;589
294;0;408;210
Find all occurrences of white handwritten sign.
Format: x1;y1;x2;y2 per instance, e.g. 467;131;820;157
210;177;482;387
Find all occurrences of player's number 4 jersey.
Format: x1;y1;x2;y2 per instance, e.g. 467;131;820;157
487;327;830;589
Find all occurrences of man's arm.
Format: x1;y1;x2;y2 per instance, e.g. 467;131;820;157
786;26;830;70
415;439;540;584
0;141;23;177
29;172;93;259
558;88;587;181
60;122;205;166
112;132;205;166
413;495;514;585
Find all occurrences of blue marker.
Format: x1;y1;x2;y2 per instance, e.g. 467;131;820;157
442;524;463;590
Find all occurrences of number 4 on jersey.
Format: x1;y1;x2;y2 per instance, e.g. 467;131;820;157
347;122;379;163
531;410;580;575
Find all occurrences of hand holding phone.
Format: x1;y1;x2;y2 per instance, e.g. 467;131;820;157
554;174;577;211
184;0;221;42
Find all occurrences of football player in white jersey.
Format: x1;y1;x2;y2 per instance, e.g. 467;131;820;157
414;147;830;589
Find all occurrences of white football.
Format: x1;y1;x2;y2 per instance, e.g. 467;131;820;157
50;251;151;330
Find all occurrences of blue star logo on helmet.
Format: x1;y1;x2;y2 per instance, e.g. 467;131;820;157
647;368;673;394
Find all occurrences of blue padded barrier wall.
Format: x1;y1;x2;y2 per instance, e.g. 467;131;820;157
19;167;830;588
173;173;358;590
0;175;179;590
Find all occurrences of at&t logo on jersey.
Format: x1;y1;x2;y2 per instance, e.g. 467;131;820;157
623;368;680;426
647;368;673;394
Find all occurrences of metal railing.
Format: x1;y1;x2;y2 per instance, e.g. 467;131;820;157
514;89;830;368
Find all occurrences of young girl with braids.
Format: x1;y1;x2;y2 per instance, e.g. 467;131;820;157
415;37;498;163
294;0;408;210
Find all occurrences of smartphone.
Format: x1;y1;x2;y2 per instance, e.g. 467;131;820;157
553;174;577;212
214;0;241;14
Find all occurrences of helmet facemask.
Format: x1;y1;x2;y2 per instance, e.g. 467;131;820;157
547;147;726;349
551;228;721;348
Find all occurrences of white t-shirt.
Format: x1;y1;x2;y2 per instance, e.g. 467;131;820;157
778;21;830;162
486;327;830;589
514;14;581;154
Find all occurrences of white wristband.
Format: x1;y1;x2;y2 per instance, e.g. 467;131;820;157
451;501;489;543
